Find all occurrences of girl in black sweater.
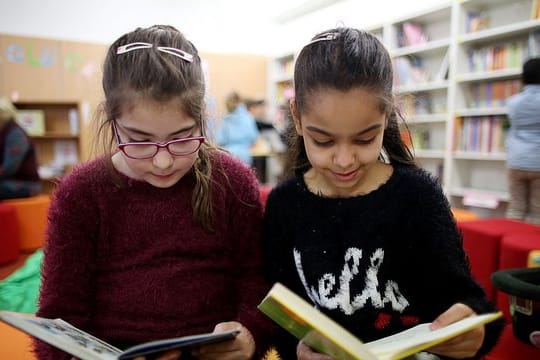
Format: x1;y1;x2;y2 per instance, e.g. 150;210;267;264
262;27;503;360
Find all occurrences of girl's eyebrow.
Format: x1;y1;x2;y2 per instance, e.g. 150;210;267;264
120;123;196;137
305;123;382;136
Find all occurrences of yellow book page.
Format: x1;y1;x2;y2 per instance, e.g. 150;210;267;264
258;283;378;360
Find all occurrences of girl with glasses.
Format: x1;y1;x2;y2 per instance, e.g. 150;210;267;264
35;25;272;360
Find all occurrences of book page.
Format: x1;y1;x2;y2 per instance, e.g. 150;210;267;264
365;313;502;359
0;311;121;360
258;283;378;360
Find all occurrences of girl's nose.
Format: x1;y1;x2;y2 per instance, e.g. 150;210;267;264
333;144;355;168
152;147;174;169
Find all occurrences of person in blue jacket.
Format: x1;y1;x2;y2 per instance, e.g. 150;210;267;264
216;92;259;165
505;57;540;224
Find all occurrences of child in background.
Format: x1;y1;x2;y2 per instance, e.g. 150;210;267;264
36;25;272;360
262;27;503;360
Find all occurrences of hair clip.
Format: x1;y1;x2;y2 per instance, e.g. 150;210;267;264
116;42;153;54
307;32;340;46
116;42;194;63
156;46;194;63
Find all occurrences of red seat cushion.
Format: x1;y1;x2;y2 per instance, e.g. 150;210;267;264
457;219;540;301
0;203;20;264
485;323;540;360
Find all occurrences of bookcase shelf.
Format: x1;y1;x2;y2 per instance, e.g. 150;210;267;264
14;101;81;193
456;68;523;82
396;82;449;94
454;107;507;117
269;53;295;131
391;38;451;57
458;19;540;43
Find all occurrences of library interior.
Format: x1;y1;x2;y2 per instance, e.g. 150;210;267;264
1;0;540;359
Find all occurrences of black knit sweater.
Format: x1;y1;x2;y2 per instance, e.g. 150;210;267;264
263;164;504;359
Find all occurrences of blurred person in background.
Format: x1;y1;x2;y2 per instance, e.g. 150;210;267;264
505;57;540;225
0;97;41;199
216;91;259;165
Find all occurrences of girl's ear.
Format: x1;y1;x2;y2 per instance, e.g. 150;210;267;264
289;99;302;135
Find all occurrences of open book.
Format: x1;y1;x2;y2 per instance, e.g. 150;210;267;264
258;283;502;360
0;311;239;360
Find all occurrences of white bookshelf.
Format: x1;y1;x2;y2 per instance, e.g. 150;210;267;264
451;0;539;215
268;53;295;132
268;0;540;216
389;2;454;185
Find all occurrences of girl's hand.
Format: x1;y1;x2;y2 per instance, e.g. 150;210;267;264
191;321;255;360
427;303;485;359
297;341;333;360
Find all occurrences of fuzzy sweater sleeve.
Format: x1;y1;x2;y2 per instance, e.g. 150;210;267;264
34;162;101;360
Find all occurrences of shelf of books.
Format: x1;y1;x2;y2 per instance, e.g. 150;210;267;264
268;0;539;215
14;101;81;193
388;3;453;185
269;53;295;132
450;0;540;215
356;0;540;216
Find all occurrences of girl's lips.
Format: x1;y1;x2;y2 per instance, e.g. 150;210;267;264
333;169;358;181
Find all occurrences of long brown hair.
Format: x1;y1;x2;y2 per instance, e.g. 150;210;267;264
95;25;217;231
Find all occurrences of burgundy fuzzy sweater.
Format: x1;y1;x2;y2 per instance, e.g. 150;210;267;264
35;151;273;359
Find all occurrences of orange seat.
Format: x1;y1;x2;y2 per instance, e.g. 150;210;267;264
451;208;479;222
0;203;20;264
4;195;50;251
0;320;35;359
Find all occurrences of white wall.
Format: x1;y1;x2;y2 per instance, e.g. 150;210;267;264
0;0;449;55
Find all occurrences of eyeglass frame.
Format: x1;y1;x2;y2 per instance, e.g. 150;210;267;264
111;120;205;159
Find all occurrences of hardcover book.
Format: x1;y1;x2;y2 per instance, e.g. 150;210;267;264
258;282;502;360
15;110;45;136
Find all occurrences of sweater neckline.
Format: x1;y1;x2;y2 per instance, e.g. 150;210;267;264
297;164;399;202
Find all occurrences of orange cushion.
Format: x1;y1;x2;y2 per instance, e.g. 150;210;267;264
0;203;20;264
4;195;51;251
451;208;479;222
0;320;35;359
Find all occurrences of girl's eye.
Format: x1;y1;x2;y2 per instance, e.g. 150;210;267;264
129;138;150;143
312;139;333;146
355;137;376;145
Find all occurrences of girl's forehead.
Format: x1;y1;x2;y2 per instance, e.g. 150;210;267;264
118;98;196;132
304;88;383;114
300;88;386;132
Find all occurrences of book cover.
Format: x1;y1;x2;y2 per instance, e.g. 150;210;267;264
0;311;239;360
15;110;45;136
258;283;502;360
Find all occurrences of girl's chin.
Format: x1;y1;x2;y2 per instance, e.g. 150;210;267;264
146;173;182;187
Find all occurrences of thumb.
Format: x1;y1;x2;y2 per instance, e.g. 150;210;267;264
430;303;474;330
214;321;242;333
